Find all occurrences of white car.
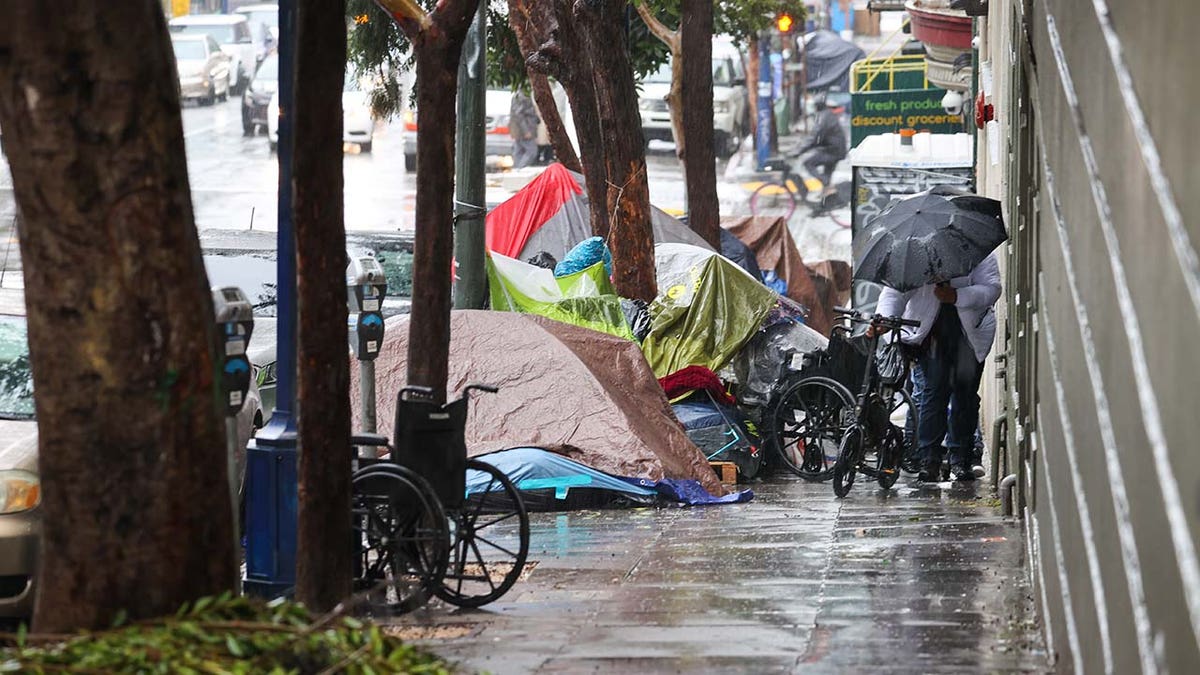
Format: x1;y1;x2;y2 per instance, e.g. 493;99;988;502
0;288;263;619
638;44;749;157
402;89;514;172
267;72;376;152
169;14;257;95
234;3;279;64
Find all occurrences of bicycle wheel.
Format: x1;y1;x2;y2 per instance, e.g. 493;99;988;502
351;464;449;615
890;388;921;474
436;459;530;608
769;376;855;481
832;426;863;498
750;181;797;221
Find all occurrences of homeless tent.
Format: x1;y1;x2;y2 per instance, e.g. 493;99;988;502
354;310;726;498
722;215;850;336
486;163;713;262
800;30;866;92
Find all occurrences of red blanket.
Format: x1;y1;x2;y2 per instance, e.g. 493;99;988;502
659;366;736;407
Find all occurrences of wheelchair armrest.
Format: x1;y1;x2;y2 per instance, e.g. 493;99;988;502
351;433;389;447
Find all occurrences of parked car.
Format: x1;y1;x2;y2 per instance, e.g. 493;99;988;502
267;72;376;152
401;89;513;172
233;3;279;65
0;288;263;620
169;14;256;95
638;45;749;157
242;53;277;135
171;34;232;106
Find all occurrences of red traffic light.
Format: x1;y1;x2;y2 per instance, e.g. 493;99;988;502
777;13;795;33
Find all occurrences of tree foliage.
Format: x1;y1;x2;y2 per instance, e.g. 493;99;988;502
641;0;807;44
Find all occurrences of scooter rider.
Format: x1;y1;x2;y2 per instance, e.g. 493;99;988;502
792;94;847;193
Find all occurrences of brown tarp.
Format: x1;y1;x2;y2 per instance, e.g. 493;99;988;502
807;259;853;312
352;310;725;496
722;215;835;335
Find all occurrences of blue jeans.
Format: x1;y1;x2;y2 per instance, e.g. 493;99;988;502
914;307;985;470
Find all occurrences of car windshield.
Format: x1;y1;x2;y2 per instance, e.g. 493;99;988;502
0;316;34;420
172;23;235;43
172;39;207;61
256;55;279;81
239;9;278;29
645;62;672;84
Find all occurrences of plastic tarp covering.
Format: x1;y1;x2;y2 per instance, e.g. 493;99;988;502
722;215;833;335
801;30;866;92
486;163;714;262
352;311;726;497
643;252;778;379
732;320;830;405
718;228;763;281
488;253;635;341
466;448;658;511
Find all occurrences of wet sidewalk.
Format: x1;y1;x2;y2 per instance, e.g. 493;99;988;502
386;476;1050;674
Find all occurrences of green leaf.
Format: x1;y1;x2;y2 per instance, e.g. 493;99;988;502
225;635;245;658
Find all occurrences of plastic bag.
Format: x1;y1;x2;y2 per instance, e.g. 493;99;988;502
555;236;612;278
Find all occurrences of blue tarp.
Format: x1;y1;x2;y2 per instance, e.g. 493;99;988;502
672;401;728;430
467;447;753;507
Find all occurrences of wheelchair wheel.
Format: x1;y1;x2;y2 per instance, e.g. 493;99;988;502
769;376;855;481
436;459;530;608
832;426;862;498
351;464;449;615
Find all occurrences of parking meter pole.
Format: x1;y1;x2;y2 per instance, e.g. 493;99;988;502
359;360;376;434
225;417;240;534
348;255;387;455
213;286;254;571
453;4;487;310
245;0;299;599
755;31;775;171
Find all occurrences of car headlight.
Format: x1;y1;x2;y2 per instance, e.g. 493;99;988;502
639;98;655;111
713;100;730;114
0;470;40;514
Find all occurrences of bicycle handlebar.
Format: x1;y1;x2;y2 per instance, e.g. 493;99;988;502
832;307;921;329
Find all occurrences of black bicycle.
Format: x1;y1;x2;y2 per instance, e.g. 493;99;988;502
828;307;921;497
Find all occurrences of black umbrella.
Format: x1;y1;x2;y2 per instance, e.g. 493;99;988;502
852;187;1007;292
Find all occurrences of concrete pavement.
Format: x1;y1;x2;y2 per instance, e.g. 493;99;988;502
384;475;1050;674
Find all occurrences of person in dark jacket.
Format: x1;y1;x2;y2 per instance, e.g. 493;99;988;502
794;96;847;191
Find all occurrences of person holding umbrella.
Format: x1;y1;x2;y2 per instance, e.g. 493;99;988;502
858;186;1006;483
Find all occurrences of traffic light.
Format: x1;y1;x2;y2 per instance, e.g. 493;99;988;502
776;13;795;33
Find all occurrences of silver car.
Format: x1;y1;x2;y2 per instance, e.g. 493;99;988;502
171;34;231;106
0;289;263;619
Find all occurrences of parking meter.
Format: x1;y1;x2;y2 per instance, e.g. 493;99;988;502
213;286;254;539
347;256;386;439
214;287;255;412
347;255;387;360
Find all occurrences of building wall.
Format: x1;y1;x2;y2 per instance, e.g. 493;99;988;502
978;0;1200;671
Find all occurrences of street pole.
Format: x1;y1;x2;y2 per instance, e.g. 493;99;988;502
244;0;299;598
453;3;487;310
755;30;775;171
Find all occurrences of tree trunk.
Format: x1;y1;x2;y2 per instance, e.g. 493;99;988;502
507;2;580;173
0;2;235;631
294;0;351;613
519;0;608;237
576;0;657;301
679;0;720;249
391;1;477;402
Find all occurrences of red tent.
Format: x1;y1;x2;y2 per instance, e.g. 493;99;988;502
485;163;712;262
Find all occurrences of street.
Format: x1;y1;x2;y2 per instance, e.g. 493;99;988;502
1;96;852;290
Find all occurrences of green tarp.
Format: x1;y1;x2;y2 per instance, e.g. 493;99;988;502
642;255;777;378
487;253;635;341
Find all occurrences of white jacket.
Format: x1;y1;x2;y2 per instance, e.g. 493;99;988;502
875;254;1002;363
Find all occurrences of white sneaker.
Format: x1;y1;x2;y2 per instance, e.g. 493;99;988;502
972;464;986;478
